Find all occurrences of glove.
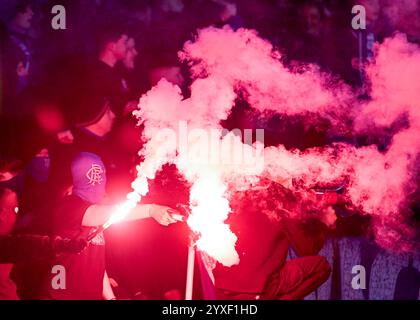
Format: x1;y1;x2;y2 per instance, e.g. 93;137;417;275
52;236;88;254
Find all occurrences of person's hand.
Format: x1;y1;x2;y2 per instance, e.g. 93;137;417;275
123;100;139;116
53;236;88;254
149;205;179;226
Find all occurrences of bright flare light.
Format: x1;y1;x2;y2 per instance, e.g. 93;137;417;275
102;177;148;229
187;172;239;267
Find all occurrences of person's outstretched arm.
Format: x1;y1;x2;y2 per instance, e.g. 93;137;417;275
82;203;179;227
0;234;86;263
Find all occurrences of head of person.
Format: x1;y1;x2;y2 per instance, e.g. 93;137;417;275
71;152;106;204
98;27;129;63
148;53;185;88
72;93;116;137
0;156;23;197
0;187;18;235
122;37;138;70
11;0;34;30
299;1;325;37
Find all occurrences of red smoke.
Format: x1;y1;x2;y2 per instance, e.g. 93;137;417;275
135;27;420;258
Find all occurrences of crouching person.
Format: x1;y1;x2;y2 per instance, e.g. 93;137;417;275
213;180;332;300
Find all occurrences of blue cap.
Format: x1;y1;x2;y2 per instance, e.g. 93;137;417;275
71;152;106;204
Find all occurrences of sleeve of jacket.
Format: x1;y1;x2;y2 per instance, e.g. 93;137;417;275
281;217;328;257
0;234;54;263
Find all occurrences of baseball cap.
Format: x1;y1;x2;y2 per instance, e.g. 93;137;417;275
71;152;106;204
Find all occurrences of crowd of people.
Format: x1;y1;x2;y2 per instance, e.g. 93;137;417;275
0;0;419;300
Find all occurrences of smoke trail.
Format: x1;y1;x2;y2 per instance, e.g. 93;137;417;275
133;77;241;266
252;33;420;252
353;34;420;251
132;27;420;264
180;27;355;127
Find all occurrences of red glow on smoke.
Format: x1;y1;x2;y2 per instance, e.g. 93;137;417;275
132;27;420;261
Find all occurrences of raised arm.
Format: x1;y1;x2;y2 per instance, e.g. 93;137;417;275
0;234;86;263
82;203;179;227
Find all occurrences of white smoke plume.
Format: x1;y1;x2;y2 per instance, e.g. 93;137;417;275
131;27;420;264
